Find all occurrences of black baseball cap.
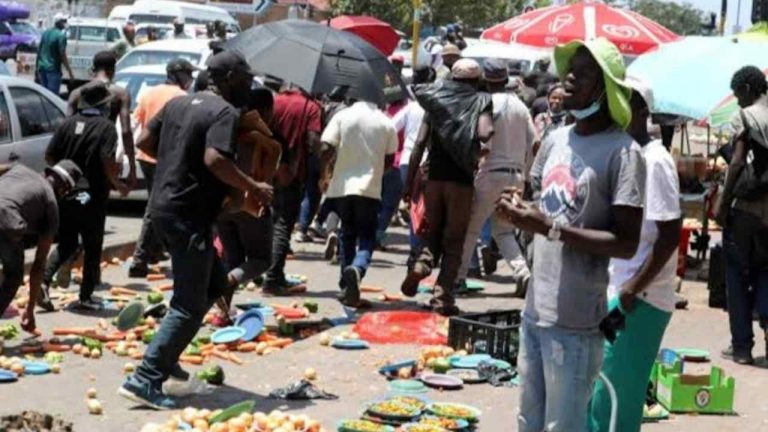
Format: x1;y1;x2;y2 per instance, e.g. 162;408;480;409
207;50;252;75
167;58;198;74
483;59;509;83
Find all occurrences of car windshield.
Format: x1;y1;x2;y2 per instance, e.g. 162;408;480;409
114;72;169;111
8;21;37;35
117;51;201;71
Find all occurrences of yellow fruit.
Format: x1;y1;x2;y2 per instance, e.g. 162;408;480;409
256;342;268;355
209;424;227;432
86;399;102;415
72;344;83;354
181;407;198;424
124;362;136;374
318;333;331;346
51;364;61;374
192;419;209;431
82;349;91;359
198;409;212;420
306;419;321;432
90;348;102;359
126;332;137;342
10;363;24;376
86;388;97;399
304;368;317;381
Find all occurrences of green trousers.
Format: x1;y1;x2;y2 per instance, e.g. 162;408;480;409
588;298;672;432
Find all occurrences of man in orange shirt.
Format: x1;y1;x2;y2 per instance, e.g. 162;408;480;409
128;59;196;277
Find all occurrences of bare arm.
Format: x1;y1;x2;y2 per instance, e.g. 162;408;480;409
117;88;137;188
717;133;748;223
103;155;128;197
318;142;336;193
204;147;273;203
66;88;79;116
61;54;73;81
403;120;430;202
22;236;53;332
477;112;494;143
136;127;158;158
623;219;682;297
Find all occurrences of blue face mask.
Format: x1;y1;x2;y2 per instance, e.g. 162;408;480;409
569;92;605;120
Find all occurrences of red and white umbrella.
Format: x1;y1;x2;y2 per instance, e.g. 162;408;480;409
481;0;679;56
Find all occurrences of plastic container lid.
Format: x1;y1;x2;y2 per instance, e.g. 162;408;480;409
210;326;247;345
235;309;264;342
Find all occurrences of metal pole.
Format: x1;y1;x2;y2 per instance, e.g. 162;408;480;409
412;0;422;69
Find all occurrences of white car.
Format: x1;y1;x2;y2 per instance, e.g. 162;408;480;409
116;38;212;72
462;40;552;75
0;75;67;173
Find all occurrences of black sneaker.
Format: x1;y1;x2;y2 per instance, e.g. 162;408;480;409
36;284;55;312
479;245;497;276
169;363;190;382
340;266;361;306
128;263;149;278
324;232;338;261
721;345;755;365
118;377;176;410
76;297;104;311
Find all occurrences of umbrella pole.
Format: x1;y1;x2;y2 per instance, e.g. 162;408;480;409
411;0;422;68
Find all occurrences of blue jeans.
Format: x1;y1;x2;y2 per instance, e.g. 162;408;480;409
38;71;62;95
468;219;492;272
377;166;404;240
336;195;379;283
298;154;321;234
133;213;226;389
518;318;604;432
724;209;768;354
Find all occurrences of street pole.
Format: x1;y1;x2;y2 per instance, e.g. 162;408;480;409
412;0;422;69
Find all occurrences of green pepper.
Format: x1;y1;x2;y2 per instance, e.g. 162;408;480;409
83;337;103;351
147;292;164;305
303;301;319;314
44;352;64;364
142;329;157;344
184;344;201;356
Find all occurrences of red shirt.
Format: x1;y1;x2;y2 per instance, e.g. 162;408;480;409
270;89;322;182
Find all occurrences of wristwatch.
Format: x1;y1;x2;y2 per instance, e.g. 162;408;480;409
547;221;562;241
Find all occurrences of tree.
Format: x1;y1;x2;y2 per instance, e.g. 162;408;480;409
625;0;706;35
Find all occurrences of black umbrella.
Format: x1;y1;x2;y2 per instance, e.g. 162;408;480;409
224;19;407;106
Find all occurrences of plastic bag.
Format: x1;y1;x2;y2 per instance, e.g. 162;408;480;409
414;81;492;178
477;360;516;387
268;379;338;400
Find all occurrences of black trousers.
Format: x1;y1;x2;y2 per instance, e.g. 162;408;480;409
44;196;107;301
264;181;302;286
132;161;163;265
0;234;24;316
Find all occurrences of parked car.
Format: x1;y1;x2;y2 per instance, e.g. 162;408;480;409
462;40;551;76
126;0;240;34
116;38;212;72
63;18;126;84
0;19;39;61
0;75;67;173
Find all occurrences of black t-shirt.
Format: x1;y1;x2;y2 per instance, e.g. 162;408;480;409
45;113;118;199
148;92;239;225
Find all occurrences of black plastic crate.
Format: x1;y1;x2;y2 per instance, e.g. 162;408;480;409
448;309;522;364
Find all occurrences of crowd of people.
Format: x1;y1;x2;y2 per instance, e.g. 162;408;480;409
1;12;767;432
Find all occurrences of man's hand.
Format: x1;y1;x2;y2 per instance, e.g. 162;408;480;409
249;181;273;205
126;164;138;190
115;180;130;197
20;308;37;334
495;188;550;236
618;283;638;313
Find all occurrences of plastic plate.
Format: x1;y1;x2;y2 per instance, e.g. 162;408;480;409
235;309;265;342
418;416;470;431
400;423;450;432
446;368;486;384
420;373;464;389
366;400;422;421
210;326;247;345
0;369;18;383
426;403;482;422
235;301;263;311
331;339;370;350
449;354;492;369
379;360;418;376
116;302;145;331
465;279;485;291
22;361;51;375
337;419;395;432
388;379;428;394
209;400;255;424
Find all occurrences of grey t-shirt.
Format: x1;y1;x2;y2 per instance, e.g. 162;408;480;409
528;125;646;331
0;164;59;242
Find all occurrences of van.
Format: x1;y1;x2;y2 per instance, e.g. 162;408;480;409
108;5;133;25
65;18;126;84
127;0;240;33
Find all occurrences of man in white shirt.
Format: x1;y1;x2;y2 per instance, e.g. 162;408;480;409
457;59;535;294
320;101;398;308
589;79;682;432
392;65;435;264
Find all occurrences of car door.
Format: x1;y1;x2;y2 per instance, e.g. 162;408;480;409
0;84;16;164
0;22;13;59
7;84;66;172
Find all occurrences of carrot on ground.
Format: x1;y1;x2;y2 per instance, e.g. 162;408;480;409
21;345;43;354
180;355;204;365
228;353;244;365
238;343;257;353
42;343;71;352
211;350;230;361
154;283;173;292
146;274;166;281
